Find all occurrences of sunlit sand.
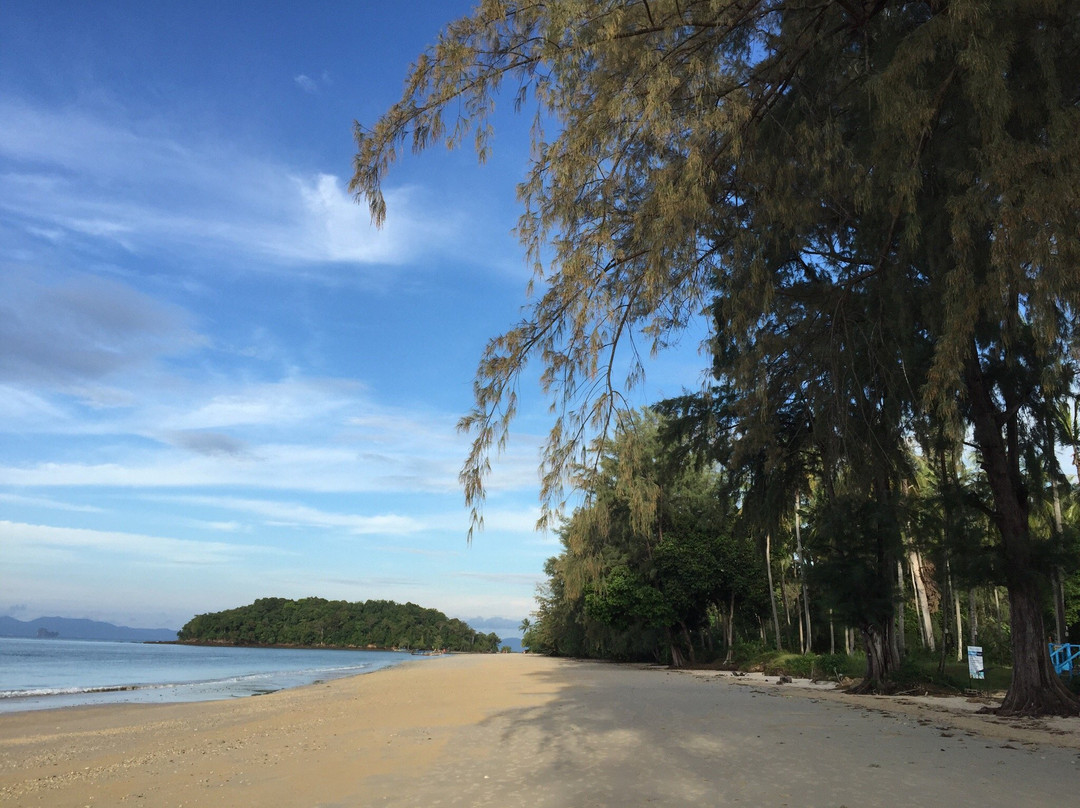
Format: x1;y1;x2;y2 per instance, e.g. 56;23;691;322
1;654;1077;807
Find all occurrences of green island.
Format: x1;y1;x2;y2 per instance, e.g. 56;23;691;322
178;597;501;653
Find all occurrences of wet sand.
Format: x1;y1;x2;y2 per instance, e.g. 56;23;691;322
1;653;1077;807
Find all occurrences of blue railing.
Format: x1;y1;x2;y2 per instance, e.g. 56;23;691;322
1049;643;1079;676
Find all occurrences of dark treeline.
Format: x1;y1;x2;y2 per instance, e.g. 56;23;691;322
524;406;1080;689
178;597;501;653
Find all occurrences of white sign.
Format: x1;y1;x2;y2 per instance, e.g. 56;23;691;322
967;646;985;680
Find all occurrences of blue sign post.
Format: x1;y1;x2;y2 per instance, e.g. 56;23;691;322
1049;643;1078;677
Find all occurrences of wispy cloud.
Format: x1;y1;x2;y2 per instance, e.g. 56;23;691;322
0;99;467;276
0;385;71;426
155;494;424;535
294;70;333;95
294;74;320;94
0;425;543;499
0;280;545;499
0;269;205;395
167;431;254;459
0;520;264;566
0;493;104;513
187;519;249;533
152;378;365;433
453;571;544;585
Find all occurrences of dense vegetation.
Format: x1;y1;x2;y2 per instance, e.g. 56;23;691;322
521;408;1080;683
354;0;1080;715
178;597;501;652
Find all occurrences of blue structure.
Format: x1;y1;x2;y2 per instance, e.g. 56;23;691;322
1049;643;1079;676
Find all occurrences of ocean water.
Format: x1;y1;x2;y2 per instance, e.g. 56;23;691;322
0;637;416;713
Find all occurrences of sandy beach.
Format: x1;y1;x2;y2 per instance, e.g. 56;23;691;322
2;654;1078;807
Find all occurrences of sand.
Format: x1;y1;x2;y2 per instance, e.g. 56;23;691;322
1;654;1078;807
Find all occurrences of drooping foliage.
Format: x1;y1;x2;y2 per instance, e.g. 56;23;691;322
353;0;1080;713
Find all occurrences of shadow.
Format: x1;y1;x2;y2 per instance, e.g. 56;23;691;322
371;658;1080;807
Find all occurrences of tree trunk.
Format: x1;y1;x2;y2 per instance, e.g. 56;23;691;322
909;550;936;652
669;644;685;668
851;621;899;694
779;558;792;631
794;490;812;653
1051;476;1067;644
953;586;963;663
968;589;978;645
895;559;906;658
937;558;952;676
668;627;687;669
1053;569;1067;643
765;531;783;651
797;598;805;654
938;443;955;675
964;347;1079;716
1000;578;1078;715
725;591;735;664
909;560;925;648
681;622;696;665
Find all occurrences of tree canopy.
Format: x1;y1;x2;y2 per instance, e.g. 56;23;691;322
523;410;766;665
178;597;501;653
353;0;1080;714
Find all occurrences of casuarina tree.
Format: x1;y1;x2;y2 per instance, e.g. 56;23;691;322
352;1;1080;715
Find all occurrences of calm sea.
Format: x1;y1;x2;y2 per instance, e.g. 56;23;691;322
0;637;416;713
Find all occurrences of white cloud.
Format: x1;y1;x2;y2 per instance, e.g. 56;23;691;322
154;377;364;432
465;505;547;535
0;99;471;276
294;73;319;94
0;417;456;493
0;385;70;424
0;492;103;513
189;520;248;533
158;494;424;535
453;571;545;586
293;72;333;94
0;520;261;566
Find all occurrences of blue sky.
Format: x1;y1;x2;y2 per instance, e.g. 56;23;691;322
0;1;708;632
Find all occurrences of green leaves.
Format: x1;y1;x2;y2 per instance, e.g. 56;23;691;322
178;597;499;652
531;408;761;662
355;0;1080;709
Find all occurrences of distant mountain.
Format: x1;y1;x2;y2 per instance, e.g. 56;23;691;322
0;615;178;642
460;616;524;634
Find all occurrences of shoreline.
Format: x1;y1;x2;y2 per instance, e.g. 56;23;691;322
0;641;420;715
2;654;1077;807
149;639;452;651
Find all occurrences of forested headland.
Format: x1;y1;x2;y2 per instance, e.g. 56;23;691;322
178;597;502;653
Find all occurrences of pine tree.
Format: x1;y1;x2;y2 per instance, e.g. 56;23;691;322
352;0;1080;715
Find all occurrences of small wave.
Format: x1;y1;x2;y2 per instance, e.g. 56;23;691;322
206;663;369;685
0;664;373;701
0;644;404;712
0;684;142;700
